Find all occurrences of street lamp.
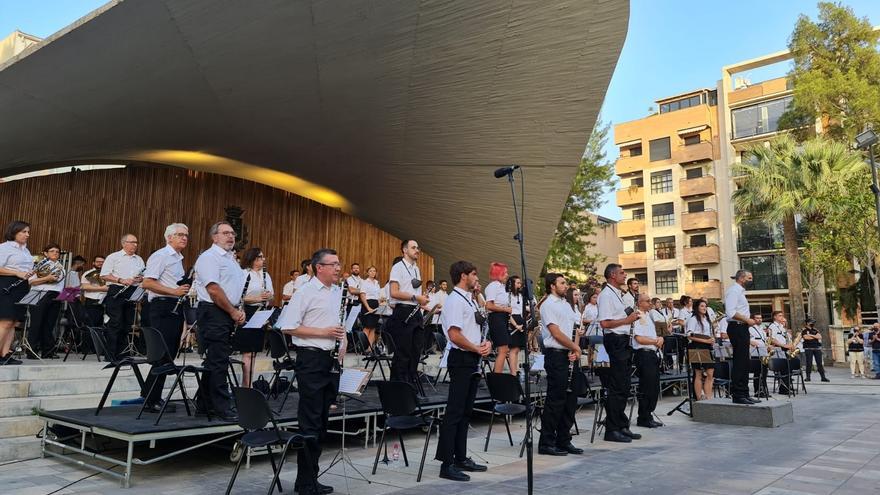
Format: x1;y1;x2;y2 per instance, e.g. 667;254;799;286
856;129;880;239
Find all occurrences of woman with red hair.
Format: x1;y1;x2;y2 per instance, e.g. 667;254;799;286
485;262;513;373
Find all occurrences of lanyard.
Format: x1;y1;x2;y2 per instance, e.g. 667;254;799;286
453;288;477;310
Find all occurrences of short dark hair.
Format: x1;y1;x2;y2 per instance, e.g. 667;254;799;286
93;255;105;262
43;242;60;253
751;312;762;318
603;263;622;280
311;248;338;272
651;297;659;304
392;256;403;266
438;279;448;285
400;239;416;251
72;255;86;264
544;272;564;293
351;262;360;268
449;260;477;284
3;220;29;242
300;259;311;271
240;247;262;269
771;310;784;319
679;295;692;306
289;270;296;276
626;277;639;286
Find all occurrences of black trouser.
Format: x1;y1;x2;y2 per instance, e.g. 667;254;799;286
634;349;659;423
143;299;184;406
84;299;105;328
804;348;825;378
751;359;768;397
602;333;631;433
27;291;60;355
727;322;750;399
104;285;136;359
539;349;577;449
196;304;234;415
388;305;424;384
663;335;686;370
436;349;480;465
294;348;339;490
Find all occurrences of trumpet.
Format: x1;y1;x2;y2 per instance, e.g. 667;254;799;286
331;281;348;374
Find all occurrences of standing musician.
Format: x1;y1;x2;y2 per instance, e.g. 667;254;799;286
358;265;383;349
292;259;313;293
435;260;490;481
686;299;715;401
140;224;191;413
801;318;829;382
538;273;585;456
387;240;429;385
281;270;298;305
632;293;663;427
101;234;146;360
670;295;693;368
193;222;246;421
27;243;65;359
279;248;345;494
426;278;448;336
724;270;761;404
621;277;640;309
505;275;527;377
767;311;793;395
345;263;362;317
597;263;641;443
485;262;512;374
81;255;108;327
748;313;769;398
237;247;274;388
0;221;33;365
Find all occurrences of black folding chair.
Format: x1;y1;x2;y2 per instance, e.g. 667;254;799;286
433;332;449;384
266;329;296;412
484;372;527;451
225;387;311;495
358;331;390;380
769;357;794;397
372;381;436;482
136;326;206;425
713;361;732;398
789;357;807;395
94;335;147;416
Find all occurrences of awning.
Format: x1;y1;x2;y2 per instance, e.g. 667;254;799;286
617;139;641;147
677;125;708;136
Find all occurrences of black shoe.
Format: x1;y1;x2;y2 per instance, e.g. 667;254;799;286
620;428;641;440
821;377;830;382
295;483;334;494
143;402;177;414
603;430;632;443
748;397;762;404
217;410;239;422
804;377;811;382
732;397;755;405
559;443;584;455
455;457;487;472
25;350;40;360
439;464;470;482
538;445;568;456
636;419;661;428
4;357;21;365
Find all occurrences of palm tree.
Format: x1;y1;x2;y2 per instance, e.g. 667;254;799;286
732;135;863;337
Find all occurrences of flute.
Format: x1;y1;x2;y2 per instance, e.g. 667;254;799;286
331;282;348;374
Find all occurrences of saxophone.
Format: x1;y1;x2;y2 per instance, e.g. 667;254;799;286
787;332;802;359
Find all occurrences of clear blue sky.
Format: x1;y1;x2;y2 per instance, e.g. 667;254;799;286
3;1;880;221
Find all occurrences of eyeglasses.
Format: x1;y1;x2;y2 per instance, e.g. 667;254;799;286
318;262;341;267
218;231;236;236
123;240;138;244
173;233;189;238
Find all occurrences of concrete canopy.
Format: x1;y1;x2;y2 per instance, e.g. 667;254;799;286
0;0;628;278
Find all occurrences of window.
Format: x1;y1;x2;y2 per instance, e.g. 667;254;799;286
740;254;788;290
692;269;709;283
689;234;707;247
687;200;705;213
683;134;701;146
631;208;645;220
685;167;703;179
633;239;647;253
649;137;671;162
706;90;718;106
631;177;644;187
654;236;676;260
731;95;793;139
633;273;648;286
652;202;675;227
659;95;703;114
650;170;673;193
660;103;669;114
737;219;806;252
629;145;642;157
655;270;678;294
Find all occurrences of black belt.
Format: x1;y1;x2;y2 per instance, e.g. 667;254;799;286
545;348;570;354
635;348;658;353
152;297;177;302
296;346;332;354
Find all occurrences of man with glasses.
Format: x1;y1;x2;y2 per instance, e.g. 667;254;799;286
100;233;145;359
140;224;191;413
194;222;246;421
387;239;430;387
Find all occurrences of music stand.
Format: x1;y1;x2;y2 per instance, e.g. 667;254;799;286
119;289;147;357
319;368;372;491
14;290;49;360
667;346;706;418
752;347;771;399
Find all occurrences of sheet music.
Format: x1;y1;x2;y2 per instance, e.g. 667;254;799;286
530;353;545;372
594;344;610;363
244;309;275;329
275;303;295;329
344;304;361;332
338;368;371;395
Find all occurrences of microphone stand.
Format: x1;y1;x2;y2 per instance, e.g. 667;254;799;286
499;167;534;495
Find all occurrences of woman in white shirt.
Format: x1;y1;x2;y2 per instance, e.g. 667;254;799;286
235;247;274;387
686;299;715;400
358;266;382;348
505;275;526;375
0;221;33;364
485;262;513;374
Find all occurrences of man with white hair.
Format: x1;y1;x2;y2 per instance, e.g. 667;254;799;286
100;233;145;359
140;224;191;413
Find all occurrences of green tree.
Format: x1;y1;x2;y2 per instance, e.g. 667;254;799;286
543;120;615;280
782;2;880;142
733;135;863;337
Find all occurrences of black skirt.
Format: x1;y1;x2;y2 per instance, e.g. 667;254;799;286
0;275;28;322
688;341;714;370
360;299;380;328
488;311;510;348
233;305;266;353
508;314;526;349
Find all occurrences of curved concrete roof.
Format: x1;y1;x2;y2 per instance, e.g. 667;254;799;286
0;0;628;276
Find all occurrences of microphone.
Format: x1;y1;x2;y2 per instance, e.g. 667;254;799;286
493;165;520;178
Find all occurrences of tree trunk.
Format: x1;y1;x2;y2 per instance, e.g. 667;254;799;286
809;270;833;365
782;214;806;333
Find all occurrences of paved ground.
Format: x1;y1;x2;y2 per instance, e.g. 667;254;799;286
1;366;878;495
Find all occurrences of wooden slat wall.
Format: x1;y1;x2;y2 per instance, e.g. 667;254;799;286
0;166;433;303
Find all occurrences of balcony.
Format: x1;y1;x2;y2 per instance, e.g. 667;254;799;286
679;175;715;198
682;210;718;231
684;244;720;265
618;251;647;269
617;219;645;238
616;186;644;207
673;141;714;164
615;155;645;175
685;280;722;299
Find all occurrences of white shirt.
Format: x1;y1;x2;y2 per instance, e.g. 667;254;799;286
674;307;692;323
31;262;64;292
622;290;637;310
65;271;81;289
596;284;630;335
194;244;246;306
632;315;658;350
768;322;788;357
724;282;750;322
100;249;146;286
541;294;575;349
292;274;311;291
243;268;274;306
0;241;33;271
749;325;767;357
378;284;392;316
441;288;482;350
484;281;508;310
282;280;295;297
279;276;343;351
428;289;447;324
389;259;422;306
686;314;713;338
81;268;106;302
360;278;381;300
143;244;185;301
346;275;362;301
510;292;524;317
649;308;667;323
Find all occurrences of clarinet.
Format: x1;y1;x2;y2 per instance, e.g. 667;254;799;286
566;322;580;393
172;267;195;315
260;263;269;310
2;258;48;294
331;281;348;374
232;274;251;336
476;307;490;376
114;267;146;299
